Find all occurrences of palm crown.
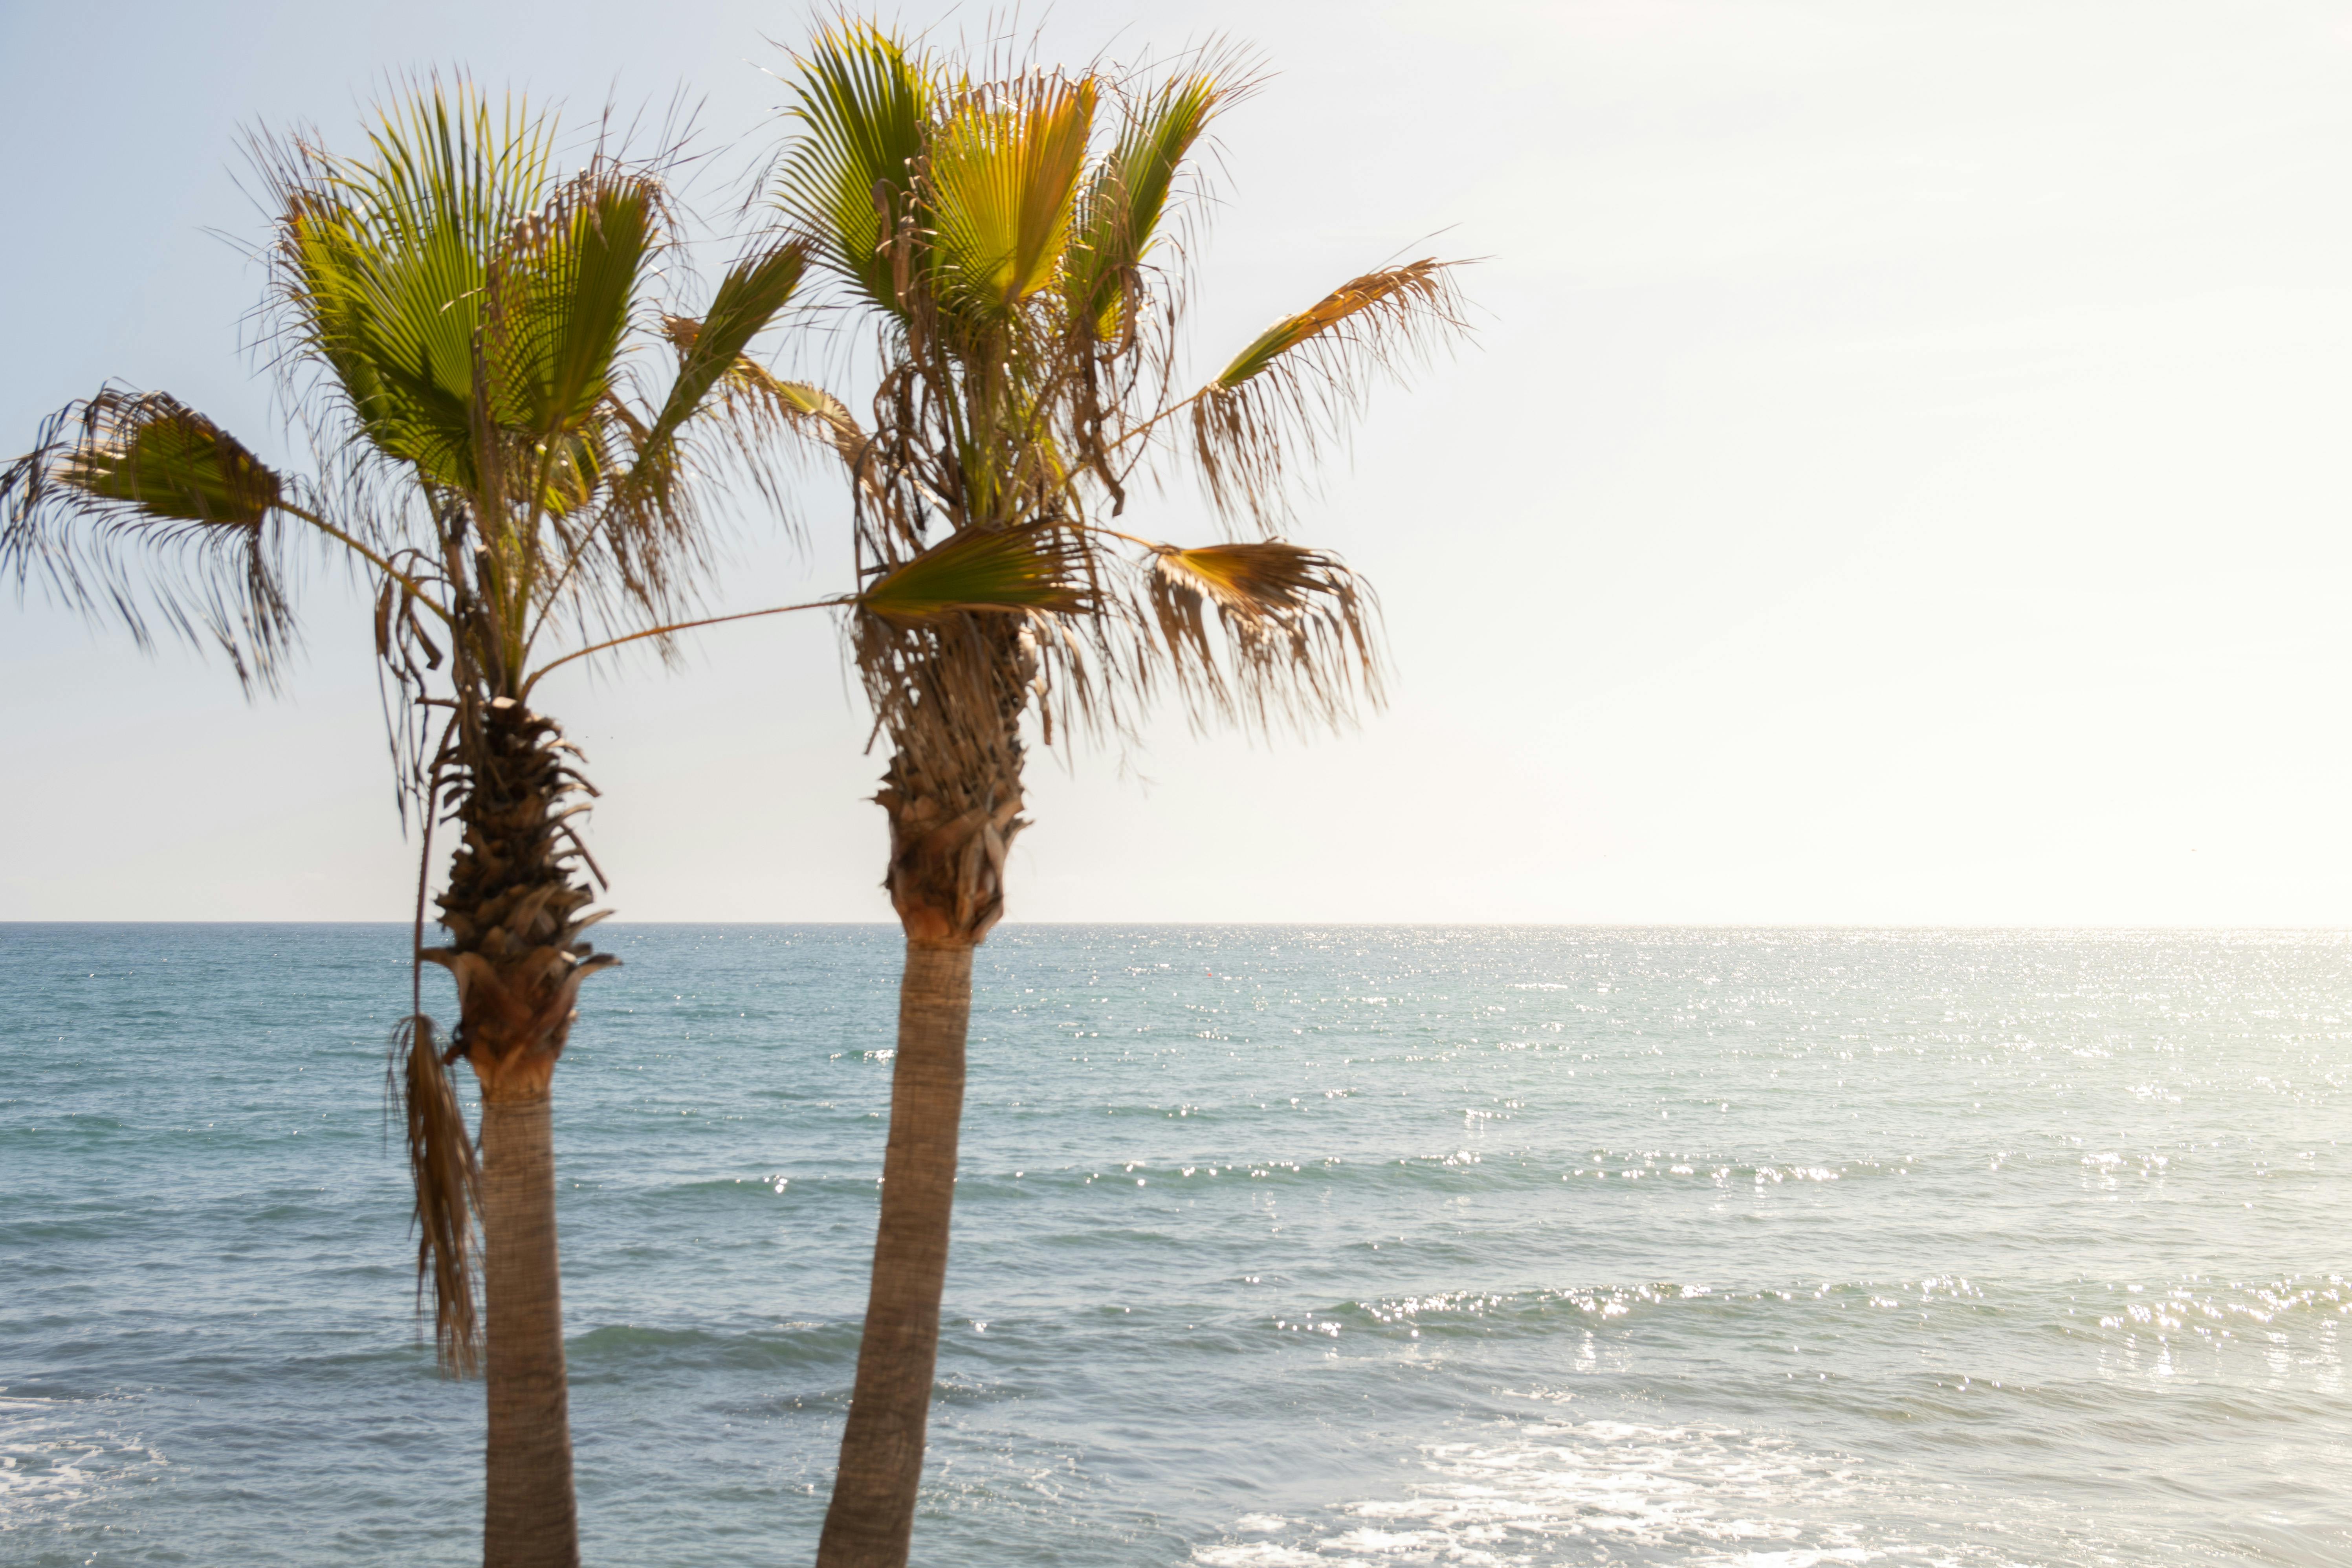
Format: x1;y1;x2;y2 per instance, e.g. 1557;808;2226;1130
774;24;1467;752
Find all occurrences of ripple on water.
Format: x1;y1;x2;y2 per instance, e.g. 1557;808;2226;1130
1194;1416;2165;1568
0;1394;167;1533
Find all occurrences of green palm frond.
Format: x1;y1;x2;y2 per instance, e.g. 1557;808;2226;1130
858;524;1093;625
271;84;561;490
1066;74;1220;339
491;171;660;449
60;398;283;524
774;22;933;313
926;75;1097;322
1190;258;1469;523
355;77;555;244
643;240;809;446
288;195;481;486
257;77;818;661
279;94;674;524
608;238;812;546
0;388;298;689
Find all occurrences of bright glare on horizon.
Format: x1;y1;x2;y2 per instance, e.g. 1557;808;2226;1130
6;0;2352;925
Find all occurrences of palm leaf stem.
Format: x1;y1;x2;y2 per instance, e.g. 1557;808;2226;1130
519;596;842;698
276;497;458;625
522;524;598;652
1061;521;1164;553
1099;381;1210;455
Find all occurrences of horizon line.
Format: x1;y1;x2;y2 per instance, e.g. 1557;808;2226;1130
6;919;2352;932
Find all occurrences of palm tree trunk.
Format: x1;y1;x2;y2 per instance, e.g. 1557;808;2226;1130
814;940;974;1568
479;1092;578;1568
425;698;610;1568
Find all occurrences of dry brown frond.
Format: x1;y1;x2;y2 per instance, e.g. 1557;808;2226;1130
391;1012;480;1376
1147;539;1384;737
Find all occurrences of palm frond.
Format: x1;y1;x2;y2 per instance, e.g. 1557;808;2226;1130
697;349;869;473
1147;539;1384;736
642;240;809;447
595;237;810;570
251;77;766;670
774;22;934;314
858;523;1093;625
1210;260;1456;388
1190;259;1469;524
926;74;1097;322
391;1012;480;1376
490;169;663;455
284;194;479;486
265;81;560;491
1066;73;1221;339
0;388;299;689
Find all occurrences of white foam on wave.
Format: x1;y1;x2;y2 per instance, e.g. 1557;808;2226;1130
1192;1416;2130;1567
0;1395;165;1529
1197;1546;1326;1568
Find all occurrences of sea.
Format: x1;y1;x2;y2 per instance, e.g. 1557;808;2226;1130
2;924;2348;1567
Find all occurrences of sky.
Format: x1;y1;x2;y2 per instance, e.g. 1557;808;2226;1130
7;0;2352;924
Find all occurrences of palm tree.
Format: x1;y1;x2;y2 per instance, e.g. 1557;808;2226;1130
761;24;1469;1566
1;82;807;1568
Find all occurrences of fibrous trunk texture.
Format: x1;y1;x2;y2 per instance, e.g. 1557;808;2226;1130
432;698;614;1104
873;730;1025;945
815;941;975;1568
859;617;1032;948
423;696;613;1568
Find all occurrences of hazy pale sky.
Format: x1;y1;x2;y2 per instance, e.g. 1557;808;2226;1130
7;0;2352;924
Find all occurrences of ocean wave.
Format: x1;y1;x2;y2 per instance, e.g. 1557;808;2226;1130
1274;1272;2352;1372
0;1394;165;1531
1190;1415;2160;1567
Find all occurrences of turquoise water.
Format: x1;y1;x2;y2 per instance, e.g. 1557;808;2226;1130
3;924;2348;1566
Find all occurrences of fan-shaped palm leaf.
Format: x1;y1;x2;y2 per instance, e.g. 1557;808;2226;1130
858;523;1092;624
1065;74;1220;340
2;389;301;686
926;75;1096;322
1147;539;1381;734
645;242;810;446
775;22;933;313
272;88;555;491
289;198;484;486
612;237;813;553
491;172;659;447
